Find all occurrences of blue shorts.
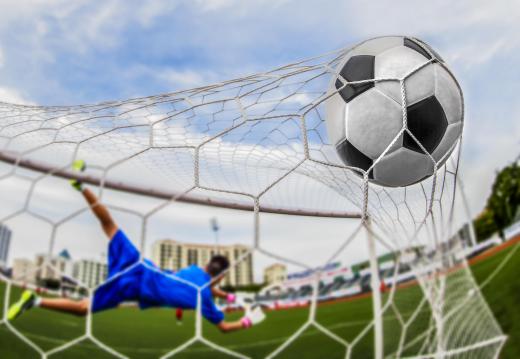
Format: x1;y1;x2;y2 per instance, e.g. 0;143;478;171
92;230;144;312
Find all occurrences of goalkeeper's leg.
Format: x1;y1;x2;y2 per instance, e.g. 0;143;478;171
7;290;37;321
39;297;90;316
8;290;89;320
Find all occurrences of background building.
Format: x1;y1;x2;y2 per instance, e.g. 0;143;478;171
0;224;12;268
73;259;108;288
35;249;74;283
152;239;253;287
12;258;36;283
264;263;287;285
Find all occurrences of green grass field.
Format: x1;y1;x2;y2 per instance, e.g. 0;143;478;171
1;242;519;358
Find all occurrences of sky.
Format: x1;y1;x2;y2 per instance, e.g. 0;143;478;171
0;0;519;281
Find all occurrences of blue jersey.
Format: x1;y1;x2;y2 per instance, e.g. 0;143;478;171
92;230;224;324
140;264;224;324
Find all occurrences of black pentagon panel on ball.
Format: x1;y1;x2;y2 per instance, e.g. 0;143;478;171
415;39;444;62
404;38;432;60
336;139;374;179
335;55;375;103
404;96;448;154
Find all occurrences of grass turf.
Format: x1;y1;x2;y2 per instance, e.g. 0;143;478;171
0;241;518;358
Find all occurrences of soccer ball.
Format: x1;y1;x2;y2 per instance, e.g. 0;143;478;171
325;36;463;187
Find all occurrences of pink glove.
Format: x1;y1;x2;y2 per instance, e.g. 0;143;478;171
226;293;236;304
240;305;265;329
241;316;253;328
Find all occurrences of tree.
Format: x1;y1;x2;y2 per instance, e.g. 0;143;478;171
487;163;520;239
473;162;520;242
473;209;498;242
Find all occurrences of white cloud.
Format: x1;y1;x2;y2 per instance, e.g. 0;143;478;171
460;106;520;215
0;87;33;105
158;68;210;89
0;1;177;55
194;0;236;12
449;38;508;70
136;1;180;27
192;0;290;13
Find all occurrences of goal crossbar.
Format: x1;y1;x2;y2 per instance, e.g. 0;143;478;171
0;152;362;219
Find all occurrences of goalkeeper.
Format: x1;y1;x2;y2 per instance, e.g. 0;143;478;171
8;161;265;333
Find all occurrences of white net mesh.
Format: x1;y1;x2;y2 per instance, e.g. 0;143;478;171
0;45;506;358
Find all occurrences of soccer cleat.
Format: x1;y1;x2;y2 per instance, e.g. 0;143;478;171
70;160;86;191
7;290;36;321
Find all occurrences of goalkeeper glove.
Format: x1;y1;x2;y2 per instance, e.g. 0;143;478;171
226;293;236;304
240;304;265;329
70;160;86;191
227;293;254;310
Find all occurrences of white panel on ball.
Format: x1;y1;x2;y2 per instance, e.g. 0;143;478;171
324;93;348;147
346;88;403;160
375;46;431;104
350;36;403;57
404;65;436;106
432;122;463;163
373;147;434;187
434;64;463;125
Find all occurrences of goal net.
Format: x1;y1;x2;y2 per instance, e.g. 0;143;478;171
0;45;506;359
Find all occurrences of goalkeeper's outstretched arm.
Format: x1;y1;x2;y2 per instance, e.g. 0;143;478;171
81;188;118;239
217;305;266;333
212;286;236;302
217;319;248;333
69;160;118;239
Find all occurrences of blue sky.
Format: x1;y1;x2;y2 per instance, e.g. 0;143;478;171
4;0;518;108
0;0;519;276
